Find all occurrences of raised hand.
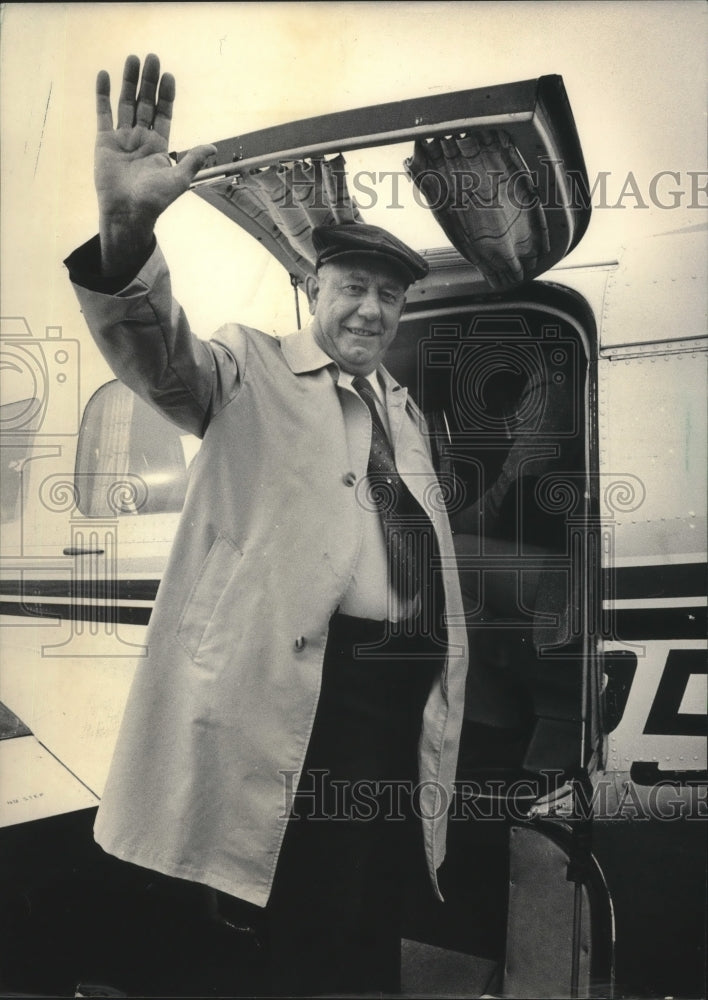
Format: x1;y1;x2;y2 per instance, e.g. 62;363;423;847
95;53;216;274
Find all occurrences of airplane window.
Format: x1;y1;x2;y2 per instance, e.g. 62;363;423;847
0;399;38;524
75;381;196;517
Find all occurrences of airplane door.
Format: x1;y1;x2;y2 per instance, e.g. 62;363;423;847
190;74;591;292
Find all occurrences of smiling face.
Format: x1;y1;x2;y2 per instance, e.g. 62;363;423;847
305;254;408;375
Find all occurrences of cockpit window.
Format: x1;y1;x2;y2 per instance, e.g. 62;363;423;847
0;398;38;524
75;381;199;517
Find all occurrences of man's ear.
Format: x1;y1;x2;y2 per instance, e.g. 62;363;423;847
304;274;320;316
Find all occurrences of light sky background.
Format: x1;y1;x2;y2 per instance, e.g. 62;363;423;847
1;1;706;348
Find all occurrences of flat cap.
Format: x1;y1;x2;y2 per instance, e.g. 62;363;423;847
311;222;429;284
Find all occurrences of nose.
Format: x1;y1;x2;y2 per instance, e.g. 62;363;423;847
356;289;382;322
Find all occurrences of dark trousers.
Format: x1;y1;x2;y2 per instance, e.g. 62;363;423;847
266;613;443;997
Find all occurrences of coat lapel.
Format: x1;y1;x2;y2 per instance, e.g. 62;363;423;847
279;326;333;375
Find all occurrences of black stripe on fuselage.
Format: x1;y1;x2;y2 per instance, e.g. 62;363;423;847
3;602;704;639
0;601;151;626
607;563;706;600
608;607;706;641
2;566;705;637
3;565;704;605
0;579;160;601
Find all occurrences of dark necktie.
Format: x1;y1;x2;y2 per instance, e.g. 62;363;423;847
352;375;433;615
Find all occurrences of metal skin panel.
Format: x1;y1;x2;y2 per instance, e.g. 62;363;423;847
504;825;591;999
601;227;707;350
598;348;706;555
598;346;707;774
0;618;143;808
0;735;99;827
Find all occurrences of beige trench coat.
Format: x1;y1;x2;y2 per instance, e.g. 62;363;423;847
69;241;468;907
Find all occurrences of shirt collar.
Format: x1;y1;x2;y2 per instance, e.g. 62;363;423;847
279;324;399;401
337;367;385;404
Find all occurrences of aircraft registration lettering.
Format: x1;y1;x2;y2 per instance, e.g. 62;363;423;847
605;639;707;773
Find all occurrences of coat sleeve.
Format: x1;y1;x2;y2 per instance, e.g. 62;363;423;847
66;237;242;438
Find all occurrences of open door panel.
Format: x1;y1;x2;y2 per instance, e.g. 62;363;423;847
188;75;591;288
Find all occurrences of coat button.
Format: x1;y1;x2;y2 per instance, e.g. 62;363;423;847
294;636;307;651
342;472;356;487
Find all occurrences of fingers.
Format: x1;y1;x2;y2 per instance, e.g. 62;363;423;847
152;72;175;141
135;52;161;128
117;54;141;128
96;70;113;132
113;53;167;132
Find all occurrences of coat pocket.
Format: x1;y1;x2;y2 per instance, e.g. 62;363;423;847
176;533;242;661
